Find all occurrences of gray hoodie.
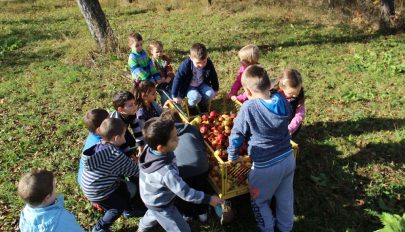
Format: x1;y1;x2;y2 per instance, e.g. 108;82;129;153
138;147;211;210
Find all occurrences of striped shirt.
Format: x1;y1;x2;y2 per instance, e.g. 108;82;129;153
128;49;160;82
80;143;139;202
110;111;144;147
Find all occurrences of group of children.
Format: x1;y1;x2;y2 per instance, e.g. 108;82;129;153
17;31;306;232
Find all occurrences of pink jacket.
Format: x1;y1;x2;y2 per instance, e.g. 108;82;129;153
229;66;248;102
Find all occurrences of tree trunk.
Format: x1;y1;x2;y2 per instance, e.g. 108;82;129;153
379;0;395;32
76;0;118;53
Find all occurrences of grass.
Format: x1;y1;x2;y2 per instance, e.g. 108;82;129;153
1;0;404;231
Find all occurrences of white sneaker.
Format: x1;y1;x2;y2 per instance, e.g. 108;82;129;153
182;215;192;222
198;213;208;223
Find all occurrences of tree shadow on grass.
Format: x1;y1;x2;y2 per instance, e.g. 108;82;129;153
293;117;405;231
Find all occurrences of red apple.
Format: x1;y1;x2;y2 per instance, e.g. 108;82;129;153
201;114;208;122
231;113;237;119
209;111;216;118
200;126;208;134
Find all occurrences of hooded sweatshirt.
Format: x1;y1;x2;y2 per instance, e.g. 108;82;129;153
174;123;208;178
19;195;84;232
80;143;139;202
138;147;211;210
227;93;292;168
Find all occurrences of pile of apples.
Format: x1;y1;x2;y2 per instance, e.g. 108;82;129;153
189;111;236;161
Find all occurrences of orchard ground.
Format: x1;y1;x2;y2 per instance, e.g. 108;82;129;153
0;0;404;231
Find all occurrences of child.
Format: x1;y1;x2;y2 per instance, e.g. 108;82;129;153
78;108;109;187
81;118;144;232
171;43;219;113
110;90;145;156
275;69;305;139
228;44;260;103
133;80;163;129
160;109;210;222
18;170;84;232
227;65;295;232
137;118;223;232
128;32;161;84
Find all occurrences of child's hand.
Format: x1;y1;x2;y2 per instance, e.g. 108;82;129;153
209;195;224;207
163;100;172;109
130;154;138;162
173;97;182;104
226;156;243;164
230;96;237;101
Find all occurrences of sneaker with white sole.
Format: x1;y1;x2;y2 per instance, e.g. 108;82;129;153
198;213;208;223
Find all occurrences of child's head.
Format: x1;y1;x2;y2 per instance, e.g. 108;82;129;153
99;118;127;146
143;117;178;153
17;170;56;207
128;32;143;53
113;91;138;116
132;81;157;107
238;45;260;67
241;65;271;98
160;109;183;124
149;40;163;59
190;43;208;69
278;69;303;98
83;109;109;134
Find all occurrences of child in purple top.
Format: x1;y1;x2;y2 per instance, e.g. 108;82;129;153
133;80;163;129
228;45;260;103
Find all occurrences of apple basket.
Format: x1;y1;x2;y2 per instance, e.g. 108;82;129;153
166;98;298;199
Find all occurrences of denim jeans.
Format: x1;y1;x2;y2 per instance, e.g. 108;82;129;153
94;181;137;230
186;83;215;106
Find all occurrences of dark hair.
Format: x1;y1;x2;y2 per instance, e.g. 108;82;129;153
112;91;135;110
128;32;143;47
143;117;175;150
160;109;183;124
190;43;208;60
99;118;126;141
17;170;54;207
241;65;271;92
83;109;109;133
131;80;156;108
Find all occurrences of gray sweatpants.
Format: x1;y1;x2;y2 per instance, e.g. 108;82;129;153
138;204;190;232
249;151;295;232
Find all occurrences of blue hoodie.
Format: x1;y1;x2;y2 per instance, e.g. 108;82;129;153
19;195;84;232
227;93;292;168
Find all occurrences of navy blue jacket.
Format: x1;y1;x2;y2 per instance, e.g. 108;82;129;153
171;57;219;98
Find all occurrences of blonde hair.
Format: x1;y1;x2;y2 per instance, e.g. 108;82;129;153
149;40;163;52
190;43;208;60
238;45;260;64
128;32;143;47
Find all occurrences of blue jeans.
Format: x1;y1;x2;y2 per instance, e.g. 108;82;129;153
94;181;137;230
186;83;215;106
249;151;295;232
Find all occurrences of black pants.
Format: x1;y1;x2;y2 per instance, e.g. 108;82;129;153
175;172;210;217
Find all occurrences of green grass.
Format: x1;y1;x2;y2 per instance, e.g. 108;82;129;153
1;0;404;231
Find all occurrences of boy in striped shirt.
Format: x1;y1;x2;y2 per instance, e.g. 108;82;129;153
110;91;145;157
128;32;161;84
81;118;145;232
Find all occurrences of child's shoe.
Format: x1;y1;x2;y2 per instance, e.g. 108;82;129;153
92;226;111;232
198;213;208;223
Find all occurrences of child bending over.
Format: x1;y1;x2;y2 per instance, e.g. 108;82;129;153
137;118;223;232
228;44;260;103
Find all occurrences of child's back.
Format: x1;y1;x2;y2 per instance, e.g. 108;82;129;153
19;195;83;232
